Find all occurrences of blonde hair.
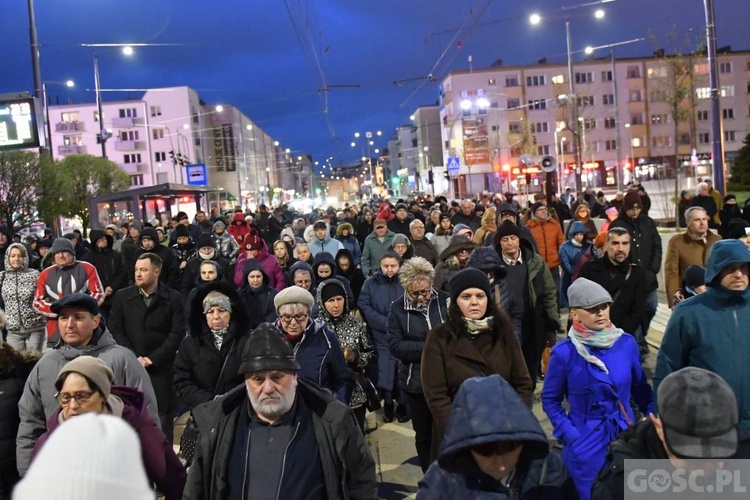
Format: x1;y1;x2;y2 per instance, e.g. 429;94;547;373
398;256;435;287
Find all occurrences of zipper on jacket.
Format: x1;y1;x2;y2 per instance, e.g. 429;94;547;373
275;421;301;500
406;364;414;386
241;427;252;499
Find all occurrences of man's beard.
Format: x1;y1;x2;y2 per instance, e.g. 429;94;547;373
248;383;297;421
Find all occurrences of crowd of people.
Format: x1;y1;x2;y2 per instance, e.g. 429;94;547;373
0;178;748;499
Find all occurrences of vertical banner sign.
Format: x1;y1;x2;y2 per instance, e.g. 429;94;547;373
213;127;225;171
462;116;490;165
222;124;236;172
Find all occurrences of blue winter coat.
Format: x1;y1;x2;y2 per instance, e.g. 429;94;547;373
358;271;403;391
542;334;653;500
276;316;354;404
558;221;591;308
335;234;362;266
418;375;574;499
655;239;750;434
387;291;449;394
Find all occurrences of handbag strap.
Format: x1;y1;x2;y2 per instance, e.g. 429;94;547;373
618;400;634;426
611;265;633;303
213;338;235;395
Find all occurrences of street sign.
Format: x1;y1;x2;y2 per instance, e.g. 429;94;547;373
185;163;207;186
447;156;460;175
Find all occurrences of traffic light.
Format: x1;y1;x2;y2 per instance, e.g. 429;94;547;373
169;150;175;162
428;170;434;184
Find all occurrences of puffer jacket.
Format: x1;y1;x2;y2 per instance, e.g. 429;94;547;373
418;375;574;499
226;212;251;244
237;259;278;330
525;216;565;269
387;290;448;394
317;279;375;408
0;243;45;332
233;238;285;290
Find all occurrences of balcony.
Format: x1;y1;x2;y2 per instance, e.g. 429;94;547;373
120;162;148;174
57;144;86;155
55;121;84;132
114;140;144;152
112;116;140;128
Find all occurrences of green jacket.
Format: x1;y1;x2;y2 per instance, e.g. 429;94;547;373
360;230;395;276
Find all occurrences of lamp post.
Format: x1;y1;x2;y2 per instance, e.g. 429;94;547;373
584;37;645;191
93;47;133;159
42;79;74;160
703;0;725;192
353;130;382;198
624;123;634;182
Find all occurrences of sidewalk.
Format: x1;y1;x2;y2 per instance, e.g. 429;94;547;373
367;292;673;499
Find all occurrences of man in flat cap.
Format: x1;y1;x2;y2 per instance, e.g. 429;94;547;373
16;293;158;475
185;323;377;499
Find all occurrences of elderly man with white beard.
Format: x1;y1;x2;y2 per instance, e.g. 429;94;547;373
184;322;377;500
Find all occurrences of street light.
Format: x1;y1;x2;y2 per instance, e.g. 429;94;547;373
94;46;133;158
42;79;74;160
353;130;382;198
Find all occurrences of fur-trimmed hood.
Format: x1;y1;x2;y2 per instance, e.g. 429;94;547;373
188;281;251;340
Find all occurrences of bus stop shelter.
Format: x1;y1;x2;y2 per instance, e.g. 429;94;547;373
89;183;224;229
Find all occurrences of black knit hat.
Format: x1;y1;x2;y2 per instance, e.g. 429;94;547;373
194;234;214;250
726;218;750;240
496;220;520;239
449;268;492;306
682;264;706;289
238;323;300;374
320;281;345;303
174;225;190;238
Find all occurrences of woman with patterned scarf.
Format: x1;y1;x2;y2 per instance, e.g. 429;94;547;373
386;257;448;472
542;278;653;500
316;278;374;432
421;268;533;462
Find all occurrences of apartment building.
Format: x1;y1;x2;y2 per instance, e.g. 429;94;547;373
47;86;308;208
439;48;750;194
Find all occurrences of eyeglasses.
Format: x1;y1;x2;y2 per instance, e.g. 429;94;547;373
472;441;520;457
294;280;311;286
56;390;95;407
279;313;308;324
408;289;431;298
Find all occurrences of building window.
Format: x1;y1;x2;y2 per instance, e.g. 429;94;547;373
119;130;139;141
605;140;617;150
155;152;166;162
725;130;736;142
195;138;201;146
723;108;735;120
505;75;520;87
601;70;613;82
63;135;83;145
652;136;671;148
576;96;595;107
651;114;669;125
679;133;691;145
721;85;735;97
582;119;596;130
526;75;546;86
647;67;667;78
536;145;551;155
590;141;601;152
551;74;565;85
528;99;547;110
602;94;615;105
488;78;496;86
575;72;593;84
649;90;667;102
698;132;710;144
124;153;142;164
561;141;570;153
632;137;642;148
694;63;709;75
149;105;162;117
631;113;644;125
719;62;732;74
507;98;521;109
629;89;642;102
119;108;137;118
626;66;641;79
60;112;79;123
604;117;616;129
531;122;549;133
508;121;522;133
697;110;709;121
152;128;164;140
130;175;144;187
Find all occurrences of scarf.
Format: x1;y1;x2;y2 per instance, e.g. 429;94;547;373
568;320;623;374
211;326;229;350
404;288;438;316
465;316;493;335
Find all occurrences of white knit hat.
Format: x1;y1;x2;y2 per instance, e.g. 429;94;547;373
13;414;154;500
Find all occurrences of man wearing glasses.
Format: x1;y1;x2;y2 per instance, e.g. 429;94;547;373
15;293;157;475
273;286;353;404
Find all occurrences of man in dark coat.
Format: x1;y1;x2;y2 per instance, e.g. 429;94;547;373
579;227;648;338
387;203;413;236
80;229;127;321
133;227;179;290
0;226;12;271
690;181;719;230
451;199;482;232
184;323;377;499
109;252;186;443
409;219;438;266
179;233;231;302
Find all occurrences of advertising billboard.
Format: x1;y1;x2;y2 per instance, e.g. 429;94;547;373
0;97;41;151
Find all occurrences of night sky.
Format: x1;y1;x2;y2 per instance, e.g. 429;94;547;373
3;0;748;168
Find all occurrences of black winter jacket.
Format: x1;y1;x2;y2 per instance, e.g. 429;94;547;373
80;230;127;308
609;213;661;292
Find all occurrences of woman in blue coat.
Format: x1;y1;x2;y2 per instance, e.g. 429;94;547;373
358;250;405;422
558;221;592;308
542;278;653;500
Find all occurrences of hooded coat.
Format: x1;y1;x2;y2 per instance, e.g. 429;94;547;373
179;249;231;302
358;269;404;391
434;235;478;292
558;221;592;308
226;212;251;245
174;281;253;409
15;325;159;475
233;237;285;291
0;226;12;272
655;239;750;434
0;243;45;333
335;223;362;265
309;222;345;258
418;375;574;499
361;228;396;276
34;385;186;500
237;259;278;330
335;249;365;303
80;230;127;310
355;211;375;249
317;279;375;408
483;203;539;253
542;331;653;499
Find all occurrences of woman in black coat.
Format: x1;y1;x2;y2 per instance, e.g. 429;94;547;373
173;281;252;410
237;259;278;330
0;342;38;498
356;209;375;249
